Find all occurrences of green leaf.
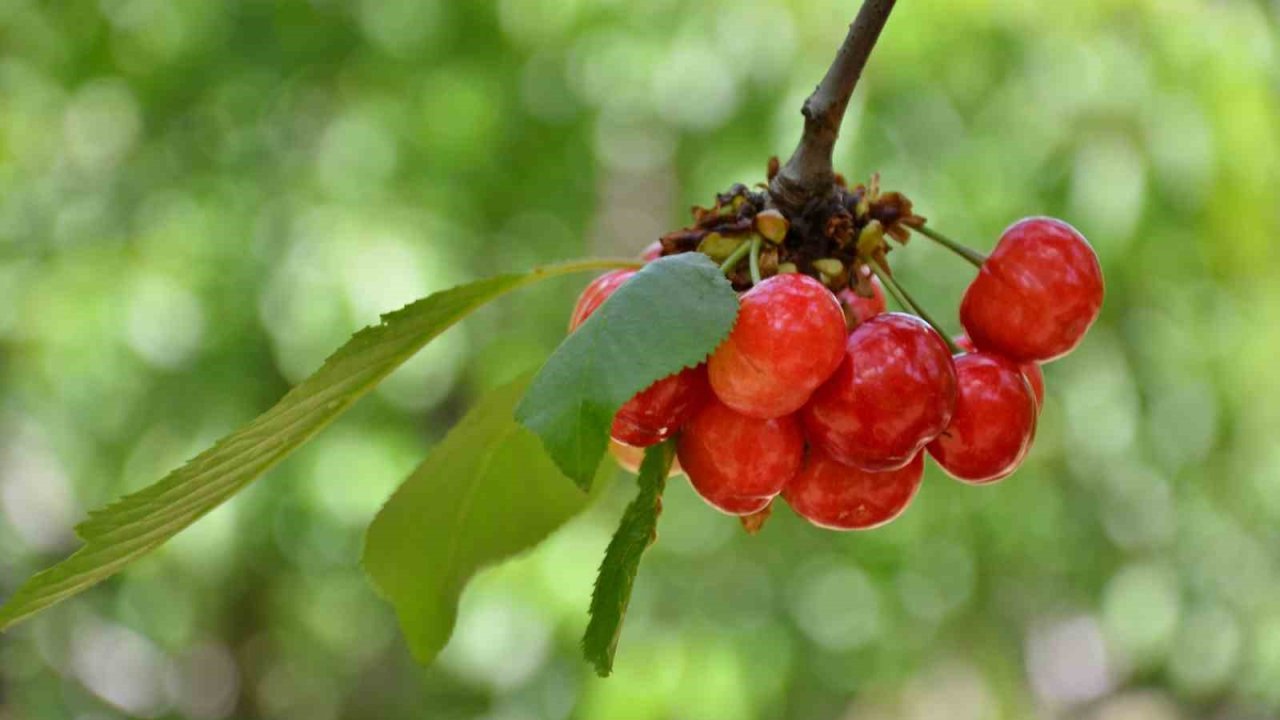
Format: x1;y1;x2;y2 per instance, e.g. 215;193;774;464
515;254;737;488
582;441;675;677
0;259;636;632
363;374;610;665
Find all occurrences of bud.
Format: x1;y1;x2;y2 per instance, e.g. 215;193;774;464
812;258;844;276
754;209;789;244
856;220;885;257
777;262;799;274
697;233;746;263
856;193;871;220
758;246;779;277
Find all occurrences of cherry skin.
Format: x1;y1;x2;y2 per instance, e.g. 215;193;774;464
570;270;707;447
960;217;1104;362
836;272;886;328
640;241;663;262
783;449;924;530
955;335;1044;408
677;397;804;515
803;312;957;471
708;273;847;419
609;365;709;447
569;269;635;332
927;351;1037;484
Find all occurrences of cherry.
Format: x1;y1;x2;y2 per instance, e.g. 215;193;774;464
677;397;804;515
609;365;709;447
708;273;847;419
569;269;635;332
640;241;663;262
802;312;957;471
783;448;924;530
960;217;1104;362
836;271;886;328
570;270;707;447
927;352;1037;484
955;335;1044;408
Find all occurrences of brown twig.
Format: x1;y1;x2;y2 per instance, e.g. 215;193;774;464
768;0;897;214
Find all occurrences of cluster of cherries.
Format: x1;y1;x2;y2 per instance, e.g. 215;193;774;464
572;217;1103;531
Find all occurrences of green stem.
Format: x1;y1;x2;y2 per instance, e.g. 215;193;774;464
869;259;961;354
871;260;911;311
748;236;763;285
913;225;987;269
719;241;752;276
529;257;644;279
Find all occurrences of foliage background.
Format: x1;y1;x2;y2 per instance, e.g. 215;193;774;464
1;0;1278;718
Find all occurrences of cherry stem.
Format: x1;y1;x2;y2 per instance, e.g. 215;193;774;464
913;225;987;269
869;260;911;313
719;241;752;276
748;236;763;285
869;259;962;354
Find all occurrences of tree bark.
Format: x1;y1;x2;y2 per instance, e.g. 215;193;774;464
769;0;897;214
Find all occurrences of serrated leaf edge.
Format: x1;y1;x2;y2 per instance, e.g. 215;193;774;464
0;259;639;632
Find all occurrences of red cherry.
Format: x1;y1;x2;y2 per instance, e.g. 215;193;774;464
609;439;684;477
1024;364;1045;407
960;217;1104;362
955;335;1045;408
836;272;886;328
570;270;707;446
802;312;957;471
640;241;663;262
569;269;635;332
677;398;804;516
783;449;924;530
927;352;1037;484
708;274;847;419
609;365;709;446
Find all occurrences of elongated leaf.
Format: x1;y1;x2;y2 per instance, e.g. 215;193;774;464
515;254;737;488
0;259;635;632
363;374;609;665
582;441;674;676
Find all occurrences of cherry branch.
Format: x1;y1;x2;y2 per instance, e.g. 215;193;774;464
768;0;897;213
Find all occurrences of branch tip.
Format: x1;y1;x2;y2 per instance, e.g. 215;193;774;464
769;0;897;214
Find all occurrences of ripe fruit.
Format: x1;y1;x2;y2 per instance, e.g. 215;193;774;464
678;398;804;515
570;204;1094;528
803;313;957;471
569;269;635;332
783;449;924;530
707;273;847;419
640;241;663;262
960;217;1104;362
609;365;709;447
571;270;707;447
955;335;1044;407
836;272;886;327
927;352;1037;484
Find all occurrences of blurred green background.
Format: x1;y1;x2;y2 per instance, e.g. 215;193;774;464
1;0;1278;718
